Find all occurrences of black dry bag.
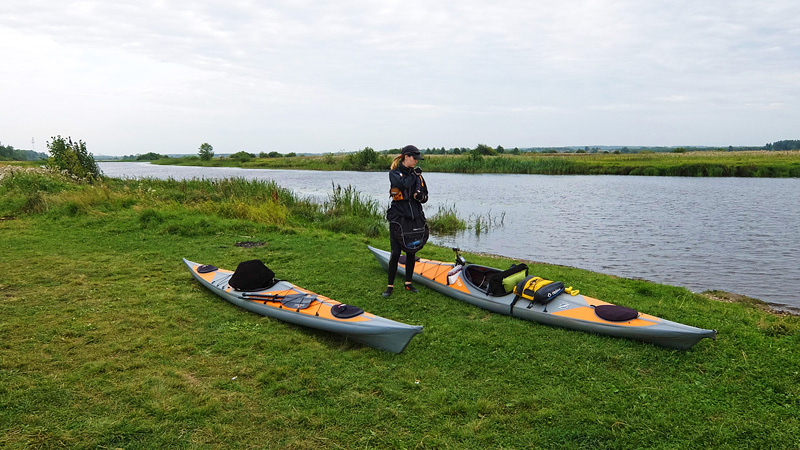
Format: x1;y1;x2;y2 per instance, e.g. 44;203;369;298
389;215;429;253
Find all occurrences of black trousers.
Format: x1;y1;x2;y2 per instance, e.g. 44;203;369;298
387;237;416;285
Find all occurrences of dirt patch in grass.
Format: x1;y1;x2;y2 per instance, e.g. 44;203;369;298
235;241;266;248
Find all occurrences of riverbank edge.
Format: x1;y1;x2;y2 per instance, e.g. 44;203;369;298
461;249;799;317
140;150;800;177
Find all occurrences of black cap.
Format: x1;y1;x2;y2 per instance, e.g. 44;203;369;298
401;145;424;160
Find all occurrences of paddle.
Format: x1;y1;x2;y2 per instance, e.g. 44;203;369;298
242;293;318;311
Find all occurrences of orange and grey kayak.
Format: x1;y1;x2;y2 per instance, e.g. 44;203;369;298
368;246;715;350
184;258;422;353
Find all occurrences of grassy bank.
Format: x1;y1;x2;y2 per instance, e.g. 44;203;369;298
152;150;800;177
2;166;799;449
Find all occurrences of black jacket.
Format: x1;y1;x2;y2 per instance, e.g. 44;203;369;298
387;165;425;221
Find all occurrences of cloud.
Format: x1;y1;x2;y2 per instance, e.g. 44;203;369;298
2;0;799;154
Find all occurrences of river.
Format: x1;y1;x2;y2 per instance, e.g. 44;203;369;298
99;162;800;312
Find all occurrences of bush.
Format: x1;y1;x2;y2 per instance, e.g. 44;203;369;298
229;151;254;163
341;147;391;171
46;136;102;182
136;152;168;161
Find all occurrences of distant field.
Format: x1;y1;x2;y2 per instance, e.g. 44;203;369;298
153;150;800;177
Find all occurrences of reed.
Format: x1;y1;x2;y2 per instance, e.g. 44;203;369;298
470;210;506;235
428;203;468;234
1;167;490;241
322;183;385;237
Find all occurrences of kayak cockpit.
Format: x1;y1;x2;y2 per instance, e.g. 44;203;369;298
463;264;529;297
462;265;499;293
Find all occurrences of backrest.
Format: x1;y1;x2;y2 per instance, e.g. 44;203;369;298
486;263;528;296
228;260;277;291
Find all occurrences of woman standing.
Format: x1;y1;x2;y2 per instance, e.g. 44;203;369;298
382;145;429;297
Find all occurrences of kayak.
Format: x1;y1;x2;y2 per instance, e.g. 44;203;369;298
183;258;422;353
367;246;716;350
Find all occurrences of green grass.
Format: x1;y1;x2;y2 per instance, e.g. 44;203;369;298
2;166;799;449
154;150;800;177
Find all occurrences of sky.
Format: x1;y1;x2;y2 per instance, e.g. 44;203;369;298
1;1;799;156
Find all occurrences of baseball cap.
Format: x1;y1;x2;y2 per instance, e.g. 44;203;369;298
401;145;424;160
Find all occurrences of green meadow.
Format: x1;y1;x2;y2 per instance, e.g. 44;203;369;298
1;165;799;449
152;149;800;177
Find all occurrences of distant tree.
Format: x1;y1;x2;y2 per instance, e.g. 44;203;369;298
342;147;389;170
467;150;484;163
767;140;800;151
0;144;47;161
0;143;12;160
510;147;521;155
136;152;168;161
229;151;254;162
285;152;297;158
496;145;505;154
474;144;497;156
46;135;102;181
267;151;282;158
198;143;214;161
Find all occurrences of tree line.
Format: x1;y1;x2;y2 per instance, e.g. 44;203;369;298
0;142;48;161
765;140;800;151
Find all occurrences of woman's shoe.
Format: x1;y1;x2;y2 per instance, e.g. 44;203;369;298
382;287;393;297
404;284;419;293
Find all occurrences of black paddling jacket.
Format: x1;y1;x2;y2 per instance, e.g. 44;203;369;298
387;164;425;221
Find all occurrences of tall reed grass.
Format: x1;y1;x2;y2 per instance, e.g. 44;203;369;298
428;204;468;234
323;184;385;237
471;210;506;235
1;169;401;238
421;154;583;174
1;167;485;240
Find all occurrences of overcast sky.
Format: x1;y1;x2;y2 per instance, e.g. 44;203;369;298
2;1;799;156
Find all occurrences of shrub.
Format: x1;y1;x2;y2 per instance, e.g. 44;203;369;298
229;151;254;163
46;136;102;182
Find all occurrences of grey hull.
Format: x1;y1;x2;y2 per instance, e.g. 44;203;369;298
184;258;422;353
368;246;715;350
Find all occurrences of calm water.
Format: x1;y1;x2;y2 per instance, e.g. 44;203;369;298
100;162;800;311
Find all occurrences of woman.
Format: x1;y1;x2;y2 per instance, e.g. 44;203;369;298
382;145;429;297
